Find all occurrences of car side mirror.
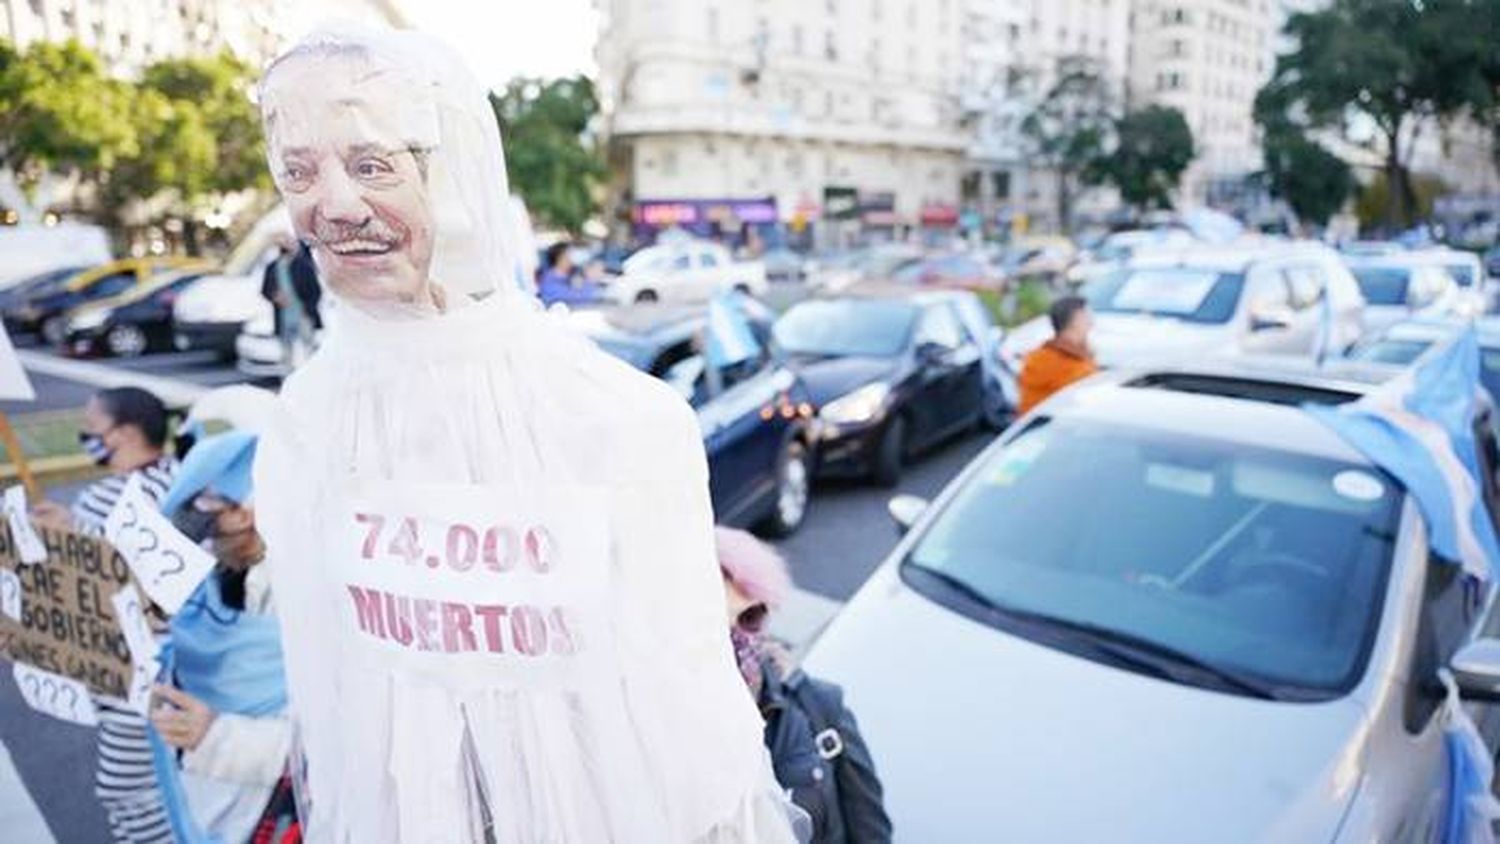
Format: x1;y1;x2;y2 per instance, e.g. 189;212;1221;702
1249;303;1293;332
888;494;929;534
1450;639;1500;703
916;341;949;364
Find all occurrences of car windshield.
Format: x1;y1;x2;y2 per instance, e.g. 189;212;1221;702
1481;349;1500;405
1085;267;1244;324
903;418;1401;698
773;299;917;358
1351;266;1410;306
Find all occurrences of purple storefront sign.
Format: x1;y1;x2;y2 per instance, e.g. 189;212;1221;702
633;197;779;241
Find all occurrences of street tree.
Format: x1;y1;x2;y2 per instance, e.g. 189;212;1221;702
1019;55;1114;233
1262;0;1498;229
0;39;136;220
1253;82;1355;229
1088;106;1195;212
491;76;604;234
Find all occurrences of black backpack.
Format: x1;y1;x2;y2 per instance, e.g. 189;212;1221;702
767;667;893;844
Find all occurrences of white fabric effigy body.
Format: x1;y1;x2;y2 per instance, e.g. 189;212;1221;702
257;297;794;842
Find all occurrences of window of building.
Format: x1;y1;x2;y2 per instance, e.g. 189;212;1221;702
792;24;803;55
826;0;837;13
825;30;837;61
707;6;719;42
662;148;679;177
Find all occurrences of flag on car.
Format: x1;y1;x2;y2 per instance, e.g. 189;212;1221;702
1310;288;1335;366
1305;327;1500;581
706;291;761;369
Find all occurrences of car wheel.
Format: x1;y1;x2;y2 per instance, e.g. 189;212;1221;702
104;324;148;358
635;289;659;304
871;415;907;487
760;438;812;537
40;316;66;347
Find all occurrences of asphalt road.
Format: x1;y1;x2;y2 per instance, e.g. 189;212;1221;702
0;335;994;843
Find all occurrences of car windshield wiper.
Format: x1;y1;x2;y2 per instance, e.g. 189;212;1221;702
995;607;1286;700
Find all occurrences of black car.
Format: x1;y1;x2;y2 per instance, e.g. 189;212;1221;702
576;303;816;535
61;269;209;357
0;264;93;337
773;289;992;485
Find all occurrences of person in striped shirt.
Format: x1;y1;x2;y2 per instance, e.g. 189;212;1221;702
32;387;179;844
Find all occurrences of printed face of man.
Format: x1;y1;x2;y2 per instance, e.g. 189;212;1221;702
262;55;436;305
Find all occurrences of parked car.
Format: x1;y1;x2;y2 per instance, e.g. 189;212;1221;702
992;235;1079;285
1347;317;1500;405
807;244;925;293
0;264;91;322
573;302;813;535
5;257;211;344
997;242;1368;415
1484;245;1500;282
1345;254;1463;335
760;247;812;284
887;253;1002;292
606;240;768;304
61;268;213;357
1412;247;1491;314
804;357;1500;840
1066;229;1200;287
173;206;292;359
772;288;998;486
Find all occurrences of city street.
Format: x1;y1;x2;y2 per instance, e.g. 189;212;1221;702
0;345;992;842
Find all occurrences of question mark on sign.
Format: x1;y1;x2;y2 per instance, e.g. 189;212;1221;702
0;570;19;620
153;550;186;586
59;684;77;716
20;673;38;701
40;677;57;707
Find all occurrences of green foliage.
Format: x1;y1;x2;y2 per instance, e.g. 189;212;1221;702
1019;56;1115;232
1260;131;1354;228
0;40;136;192
490;76;604;234
1087;106;1195;211
1261;0;1497;228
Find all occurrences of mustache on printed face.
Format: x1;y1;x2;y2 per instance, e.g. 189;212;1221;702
305;211;408;258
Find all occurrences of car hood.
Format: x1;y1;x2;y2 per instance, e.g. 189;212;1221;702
804;566;1369;842
1003;313;1237;367
785;354;900;406
172;274;268;323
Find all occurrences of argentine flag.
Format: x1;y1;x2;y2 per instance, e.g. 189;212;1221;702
1307;328;1500;844
706;290;761;369
1306;328;1500;581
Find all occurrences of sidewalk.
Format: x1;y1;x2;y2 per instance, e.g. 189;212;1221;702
0;739;55;844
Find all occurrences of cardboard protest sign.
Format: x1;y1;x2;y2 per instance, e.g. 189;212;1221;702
0;520;135;700
333;480;611;691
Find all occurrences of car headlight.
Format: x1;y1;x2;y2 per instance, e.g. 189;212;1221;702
820;382;891;425
68;310;109;333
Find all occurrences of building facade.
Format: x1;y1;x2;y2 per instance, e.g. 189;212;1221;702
597;0;966;246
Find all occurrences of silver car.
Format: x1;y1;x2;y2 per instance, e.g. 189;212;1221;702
805;358;1500;841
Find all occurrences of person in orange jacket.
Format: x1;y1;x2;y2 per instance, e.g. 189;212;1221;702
1018;295;1098;415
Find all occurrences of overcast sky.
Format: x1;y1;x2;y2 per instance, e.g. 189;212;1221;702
396;1;600;89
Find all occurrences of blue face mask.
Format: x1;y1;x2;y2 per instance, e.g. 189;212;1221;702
78;431;112;466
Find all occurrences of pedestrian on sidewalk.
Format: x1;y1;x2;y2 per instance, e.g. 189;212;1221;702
717;527;892;844
260;237;323;369
29;386;178;844
149;431;296;844
1016;295;1098;416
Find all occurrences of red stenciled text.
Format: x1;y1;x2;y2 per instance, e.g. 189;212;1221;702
344;584;580;657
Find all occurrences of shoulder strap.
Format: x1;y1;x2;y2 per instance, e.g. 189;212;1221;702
785;669;845;761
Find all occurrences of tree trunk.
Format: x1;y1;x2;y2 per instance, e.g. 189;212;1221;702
182;218;201;257
1056;168;1072;235
1384;131;1415;232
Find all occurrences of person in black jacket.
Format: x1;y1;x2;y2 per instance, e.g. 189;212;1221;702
716;527;893;844
260;238;323;367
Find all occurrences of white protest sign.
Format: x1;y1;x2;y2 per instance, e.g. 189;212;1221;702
3;485;47;565
126;657;160;716
110;587;159;664
0;322;35;401
103;475;214;614
0;568;19;621
333;479;613;691
12;661;97;726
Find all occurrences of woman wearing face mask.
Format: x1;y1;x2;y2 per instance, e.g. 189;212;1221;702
148;431;295;844
28;386;180;844
717;527;893;844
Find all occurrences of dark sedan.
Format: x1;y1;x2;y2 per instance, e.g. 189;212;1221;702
61;269;209;357
574;303;816;535
773;289;991;486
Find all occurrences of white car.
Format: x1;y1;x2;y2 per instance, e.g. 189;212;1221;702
1066;228;1201;287
996;243;1366;414
606;241;767;304
1413;247;1491;316
1345;253;1465;336
805;359;1500;841
173;207;291;358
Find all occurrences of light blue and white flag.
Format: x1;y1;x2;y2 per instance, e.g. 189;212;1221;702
706;291;762;369
1305;328;1500;581
1310;288;1336;366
